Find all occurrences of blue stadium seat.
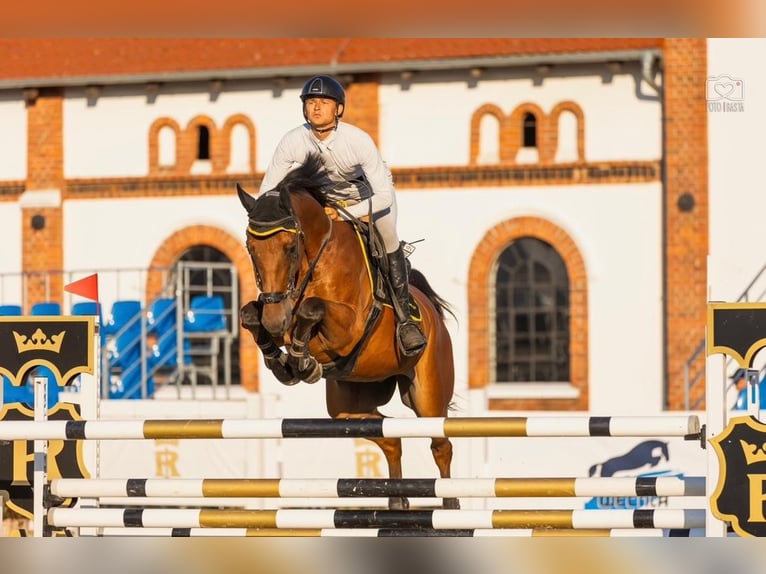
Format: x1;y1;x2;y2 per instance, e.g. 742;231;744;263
0;304;22;316
72;301;102;316
103;300;143;372
147;298;192;370
147;298;178;335
30;301;61;316
108;365;154;400
103;300;141;337
184;295;227;332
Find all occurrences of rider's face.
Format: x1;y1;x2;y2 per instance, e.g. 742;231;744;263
304;97;340;129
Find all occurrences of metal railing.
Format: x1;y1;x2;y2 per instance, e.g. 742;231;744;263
101;261;239;400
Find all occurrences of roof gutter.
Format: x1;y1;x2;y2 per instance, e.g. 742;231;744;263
0;48;662;91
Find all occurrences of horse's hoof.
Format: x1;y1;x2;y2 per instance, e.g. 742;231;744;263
266;357;298;385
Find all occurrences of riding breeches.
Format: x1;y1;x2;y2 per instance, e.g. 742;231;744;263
371;203;400;253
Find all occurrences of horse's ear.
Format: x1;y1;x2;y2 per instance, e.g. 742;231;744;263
236;183;257;213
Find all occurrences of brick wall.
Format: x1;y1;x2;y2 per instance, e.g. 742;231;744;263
663;39;709;409
23;88;64;309
343;74;379;145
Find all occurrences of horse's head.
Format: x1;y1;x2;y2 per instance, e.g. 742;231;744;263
238;157;332;339
238;183;305;338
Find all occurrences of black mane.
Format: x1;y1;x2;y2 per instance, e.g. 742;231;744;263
273;153;329;207
247;154;328;229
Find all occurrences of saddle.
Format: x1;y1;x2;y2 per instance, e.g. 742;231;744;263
328;201;420;320
319;201;421;377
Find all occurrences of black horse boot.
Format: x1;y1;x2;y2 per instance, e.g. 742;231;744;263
387;245;427;357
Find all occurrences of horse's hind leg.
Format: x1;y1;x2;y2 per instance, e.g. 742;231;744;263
368;436;408;510
404;319;459;509
431;437;458;509
326;378;408;510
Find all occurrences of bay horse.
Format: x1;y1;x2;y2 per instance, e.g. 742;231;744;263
237;154;458;510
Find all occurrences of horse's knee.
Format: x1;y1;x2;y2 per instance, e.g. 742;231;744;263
296;297;326;323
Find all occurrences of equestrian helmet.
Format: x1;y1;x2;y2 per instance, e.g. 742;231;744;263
300;75;345;117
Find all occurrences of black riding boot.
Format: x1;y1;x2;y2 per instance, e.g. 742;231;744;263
387;246;427;357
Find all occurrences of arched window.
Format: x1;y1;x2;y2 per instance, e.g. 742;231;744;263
197;125;211;160
522;112;537;148
477;113;501;164
494;237;570;383
158;125;177;168
555;110;579;163
227;123;251;173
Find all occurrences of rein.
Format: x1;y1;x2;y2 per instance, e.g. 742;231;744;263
247;215;332;308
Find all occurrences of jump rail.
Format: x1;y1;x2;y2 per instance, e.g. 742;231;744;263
94;527;700;537
48;507;707;530
50;476;707;499
0;415;702;440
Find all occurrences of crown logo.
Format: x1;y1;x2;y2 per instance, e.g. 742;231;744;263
13;328;65;354
740;439;766;465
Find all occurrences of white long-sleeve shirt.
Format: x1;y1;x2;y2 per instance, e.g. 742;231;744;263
259;122;396;219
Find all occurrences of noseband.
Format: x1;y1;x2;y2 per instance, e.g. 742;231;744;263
247;214;331;308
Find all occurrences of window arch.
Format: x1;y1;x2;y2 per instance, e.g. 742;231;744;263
145;225;259;392
148;117;181;175
522;112;538;148
196;125;211;160
508;104;545;165
222;114;257;174
477;114;501;165
185;115;218;174
469;104;506;164
494;238;569;383
468;216;588;410
158;125;177;168
550;102;585;163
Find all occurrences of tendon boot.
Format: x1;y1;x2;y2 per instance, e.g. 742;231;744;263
387;245;427;357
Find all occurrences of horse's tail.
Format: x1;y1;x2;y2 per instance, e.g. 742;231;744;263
409;268;457;323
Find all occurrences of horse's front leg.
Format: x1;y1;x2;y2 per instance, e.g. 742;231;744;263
288;297;325;384
240;300;299;385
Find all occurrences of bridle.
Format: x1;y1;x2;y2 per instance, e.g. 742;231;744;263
246;213;332;308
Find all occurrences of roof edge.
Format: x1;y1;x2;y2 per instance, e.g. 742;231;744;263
0;49;662;91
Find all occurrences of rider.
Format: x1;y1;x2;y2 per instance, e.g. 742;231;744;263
259;74;427;357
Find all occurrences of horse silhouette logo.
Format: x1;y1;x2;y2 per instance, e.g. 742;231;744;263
588;440;670;477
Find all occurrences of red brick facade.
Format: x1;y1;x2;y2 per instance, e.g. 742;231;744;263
22;88;64;310
663;39;709;409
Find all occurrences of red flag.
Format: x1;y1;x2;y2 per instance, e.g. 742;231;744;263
64;273;99;301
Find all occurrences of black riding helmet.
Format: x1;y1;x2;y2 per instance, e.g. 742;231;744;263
300;75;345;119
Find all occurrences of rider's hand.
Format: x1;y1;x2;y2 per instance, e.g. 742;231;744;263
324;206;340;221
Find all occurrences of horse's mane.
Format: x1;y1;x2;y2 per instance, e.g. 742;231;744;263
248;154;328;227
273;153;329;207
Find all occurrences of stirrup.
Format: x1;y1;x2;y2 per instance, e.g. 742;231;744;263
397;322;427;357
